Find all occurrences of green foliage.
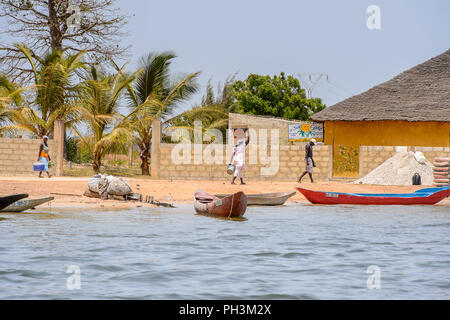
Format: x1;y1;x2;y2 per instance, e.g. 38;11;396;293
65;136;78;162
78;144;93;163
73;64;139;173
334;145;359;174
125;52;200;174
64;136;93;164
231;72;326;120
200;74;238;113
0;45;85;138
107;159;127;167
164;75;237;143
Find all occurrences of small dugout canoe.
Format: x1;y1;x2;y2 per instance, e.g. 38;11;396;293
1;196;54;212
194;191;247;218
0;194;29;211
215;191;296;206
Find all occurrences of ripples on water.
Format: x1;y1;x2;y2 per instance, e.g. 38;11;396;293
0;204;449;299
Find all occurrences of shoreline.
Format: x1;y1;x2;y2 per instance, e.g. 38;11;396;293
0;177;448;208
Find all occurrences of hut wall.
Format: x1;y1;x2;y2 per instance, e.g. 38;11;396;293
325;121;450;147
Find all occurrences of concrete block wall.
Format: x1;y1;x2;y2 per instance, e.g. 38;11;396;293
228;113;307;145
0;138;59;176
414;146;450;163
359;146;397;177
158;143;332;181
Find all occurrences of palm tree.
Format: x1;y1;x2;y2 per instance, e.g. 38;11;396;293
0;74;31;135
126;52;200;175
74;65;139;173
0;44;85;137
164;105;229;143
201;74;238;112
164;75;238;143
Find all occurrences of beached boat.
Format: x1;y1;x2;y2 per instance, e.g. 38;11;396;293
296;187;450;205
194;191;247;217
215;191;296;206
0;194;29;211
1;196;54;212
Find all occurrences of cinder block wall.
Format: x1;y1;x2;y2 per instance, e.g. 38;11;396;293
0;138;59;176
228;113;307;145
359;146;397;177
414;146;450;162
158;143;332;181
359;146;450;177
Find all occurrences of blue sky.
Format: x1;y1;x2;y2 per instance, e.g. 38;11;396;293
2;0;450;111
115;0;449;110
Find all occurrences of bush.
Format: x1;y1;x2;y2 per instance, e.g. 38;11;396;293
78;144;93;163
65;137;78;162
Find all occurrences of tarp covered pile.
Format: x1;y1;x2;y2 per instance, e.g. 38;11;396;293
84;174;133;199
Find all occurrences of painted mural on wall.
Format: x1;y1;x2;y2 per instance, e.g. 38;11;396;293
288;122;324;142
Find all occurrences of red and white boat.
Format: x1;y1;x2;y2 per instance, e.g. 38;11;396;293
296;187;450;205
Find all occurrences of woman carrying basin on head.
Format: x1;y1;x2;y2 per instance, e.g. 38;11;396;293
37;135;52;178
230;128;250;185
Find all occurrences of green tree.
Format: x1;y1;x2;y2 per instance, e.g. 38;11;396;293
165;76;237;143
231;72;326;120
65;136;78;162
0;73;30;132
125;52;200;175
74;64;138;173
0;44;85;137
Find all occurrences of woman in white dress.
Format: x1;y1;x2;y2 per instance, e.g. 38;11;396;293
231;130;250;185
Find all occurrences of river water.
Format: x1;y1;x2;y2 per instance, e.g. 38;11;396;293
0;204;449;299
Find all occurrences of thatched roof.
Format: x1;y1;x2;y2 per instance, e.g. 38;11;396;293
311;49;450;122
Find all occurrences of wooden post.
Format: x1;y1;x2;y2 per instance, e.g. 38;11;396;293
151;119;161;179
54;119;65;176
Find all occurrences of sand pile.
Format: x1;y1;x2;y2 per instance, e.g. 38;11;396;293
354;152;433;186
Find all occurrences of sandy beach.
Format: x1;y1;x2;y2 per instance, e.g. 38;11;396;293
0;177;448;208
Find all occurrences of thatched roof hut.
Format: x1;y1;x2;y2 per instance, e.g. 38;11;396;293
311;49;450;122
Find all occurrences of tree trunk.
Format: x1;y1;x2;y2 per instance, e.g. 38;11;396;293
93;152;102;174
139;142;151;175
93;159;101;174
48;0;63;51
140;154;149;176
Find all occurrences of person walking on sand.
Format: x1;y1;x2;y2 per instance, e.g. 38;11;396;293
37;136;51;178
230;130;250;185
298;139;316;183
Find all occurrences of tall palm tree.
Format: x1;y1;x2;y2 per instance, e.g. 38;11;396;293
126;52;200;175
74;65;139;173
0;44;85;137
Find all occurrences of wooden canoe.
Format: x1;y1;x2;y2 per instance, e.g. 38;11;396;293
0;194;29;211
194;190;247;218
215;191;296;206
296;187;450;205
1;196;54;212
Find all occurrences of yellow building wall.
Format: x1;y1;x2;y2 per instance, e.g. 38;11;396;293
324;121;450;147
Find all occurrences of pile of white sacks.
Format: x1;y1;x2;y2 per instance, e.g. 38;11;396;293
354;151;434;186
85;174;133;199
